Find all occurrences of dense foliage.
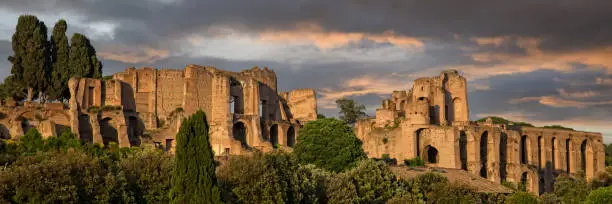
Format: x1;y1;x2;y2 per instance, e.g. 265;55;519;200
170;110;222;203
335;98;367;124
293;118;367;172
47;19;71;101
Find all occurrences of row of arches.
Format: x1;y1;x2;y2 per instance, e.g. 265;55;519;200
232;122;296;149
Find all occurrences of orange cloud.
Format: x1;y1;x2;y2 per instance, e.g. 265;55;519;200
509;95;612;108
258;22;424;50
317;75;414;109
455;36;612;80
557;88;599;99
98;45;170;64
471;36;507;47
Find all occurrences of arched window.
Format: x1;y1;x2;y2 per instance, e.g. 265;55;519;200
270;124;278;147
520;135;529;164
287;126;295;147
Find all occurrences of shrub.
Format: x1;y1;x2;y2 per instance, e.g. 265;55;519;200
217;151;318;204
554;174;590;204
412;171;448;200
591;166;612;189
505;191;539;204
585;186;612;204
119;147;173;203
0;150;126;203
404;157;425;167
346;159;402;203
293;118;366;172
540;192;560;204
428;182;481;203
18;128;44;155
44;128;81;151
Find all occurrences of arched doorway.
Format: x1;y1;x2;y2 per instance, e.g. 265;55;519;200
424;145;439;163
287;126;295;147
99;118;118;146
520;135;529;164
79;114;93;143
480;131;488;178
459;131;468;170
500;132;508;181
538;136;543;168
269;124;278;147
520;172;530;192
233;122;247;148
416;128;427;157
127;116;141;146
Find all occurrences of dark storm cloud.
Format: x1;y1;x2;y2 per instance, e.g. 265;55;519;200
3;0;612;51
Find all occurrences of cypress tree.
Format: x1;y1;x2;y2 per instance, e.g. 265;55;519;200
169;110;222;204
69;33;102;78
48;19;70;101
9;15;49;101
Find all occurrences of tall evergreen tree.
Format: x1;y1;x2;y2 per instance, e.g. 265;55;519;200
169;110;222;204
9;15;49;101
69;33;102;78
47;19;70;101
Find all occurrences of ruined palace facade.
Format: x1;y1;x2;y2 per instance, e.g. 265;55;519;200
68;65;317;155
355;70;605;194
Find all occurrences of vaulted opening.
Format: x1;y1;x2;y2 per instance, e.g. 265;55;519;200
480;131;488;178
459;131;468;170
566;139;571;173
233;122;247;148
270;124;278;148
100;118;118;146
287;126;295;147
520;135;529;164
424;145;439;163
500;132;508;181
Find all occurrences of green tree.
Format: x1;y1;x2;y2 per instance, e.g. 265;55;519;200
293;118;367;172
19;128;44;155
9;15;49;101
504;191;539;204
69;33;102;78
217;151;319;204
585;185;612;204
554;174;590;204
120;148;174;203
605;143;612;166
346;159;403;203
47;19;71;101
335;98;367;124
169;110;222;204
0;75;28;101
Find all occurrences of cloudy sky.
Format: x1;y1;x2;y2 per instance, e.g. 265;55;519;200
1;0;611;142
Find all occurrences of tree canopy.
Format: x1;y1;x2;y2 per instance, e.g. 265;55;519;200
335;98;367;124
293;118;367;172
47;19;71;101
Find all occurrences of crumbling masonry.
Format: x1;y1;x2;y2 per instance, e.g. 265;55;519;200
67;65;317;155
355;70;606;195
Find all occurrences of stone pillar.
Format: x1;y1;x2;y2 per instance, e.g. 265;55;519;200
89;114;103;145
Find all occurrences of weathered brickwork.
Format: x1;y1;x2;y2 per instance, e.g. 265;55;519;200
65;64;318;156
355;69;605;195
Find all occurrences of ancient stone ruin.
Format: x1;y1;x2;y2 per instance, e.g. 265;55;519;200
355;70;606;194
64;64;317;154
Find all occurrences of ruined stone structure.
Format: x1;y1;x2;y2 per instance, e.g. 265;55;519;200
66;64;317;155
355;70;606;195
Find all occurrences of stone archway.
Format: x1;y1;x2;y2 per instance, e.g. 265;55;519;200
127;116;142;146
79;114;93;143
287;126;295;147
552;137;558;170
566;139;572;173
520;135;530;164
99;117;118;146
270;124;278;147
416;128;428;157
500;132;508;181
233;122;248;148
424;145;439;163
459;131;468;170
480;131;489;178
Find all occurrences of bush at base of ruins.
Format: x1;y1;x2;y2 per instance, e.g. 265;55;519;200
293;118;367;173
217;151;319;204
404;157;425;167
585;185;612;204
540;193;560;204
553;174;590;204
504;191;540;204
590;166;612;189
428;182;482;203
